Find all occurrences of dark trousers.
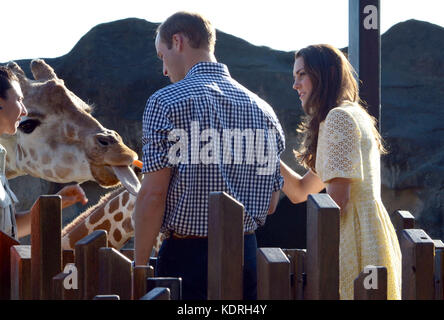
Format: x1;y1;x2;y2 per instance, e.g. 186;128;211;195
155;233;257;300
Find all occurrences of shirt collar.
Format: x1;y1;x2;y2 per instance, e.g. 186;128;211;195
185;62;231;79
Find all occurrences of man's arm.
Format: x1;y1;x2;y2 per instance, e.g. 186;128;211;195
134;167;172;266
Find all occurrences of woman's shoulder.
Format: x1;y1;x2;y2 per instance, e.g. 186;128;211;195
325;102;358;124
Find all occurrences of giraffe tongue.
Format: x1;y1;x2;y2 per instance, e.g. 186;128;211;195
111;166;141;196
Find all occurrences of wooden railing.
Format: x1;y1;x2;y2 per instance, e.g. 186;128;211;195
0;192;443;300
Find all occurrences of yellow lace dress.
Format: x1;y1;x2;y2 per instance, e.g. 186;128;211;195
315;102;402;300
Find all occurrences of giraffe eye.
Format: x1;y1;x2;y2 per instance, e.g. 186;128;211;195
18;119;41;134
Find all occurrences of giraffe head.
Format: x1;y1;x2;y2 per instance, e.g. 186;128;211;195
1;59;138;189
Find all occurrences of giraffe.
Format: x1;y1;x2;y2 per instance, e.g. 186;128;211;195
60;186;165;254
0;59;160;251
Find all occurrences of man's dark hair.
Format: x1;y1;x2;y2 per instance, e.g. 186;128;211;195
157;11;216;52
0;66;19;99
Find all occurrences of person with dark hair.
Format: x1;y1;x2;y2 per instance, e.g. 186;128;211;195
133;11;285;300
280;44;401;299
0;66;88;239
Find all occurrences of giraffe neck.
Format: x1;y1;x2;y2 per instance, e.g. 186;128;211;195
61;187;135;250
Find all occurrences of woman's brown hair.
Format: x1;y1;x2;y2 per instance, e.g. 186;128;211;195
294;44;386;171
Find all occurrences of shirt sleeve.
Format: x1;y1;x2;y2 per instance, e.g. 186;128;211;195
141;96;175;173
273;124;285;192
317;108;364;183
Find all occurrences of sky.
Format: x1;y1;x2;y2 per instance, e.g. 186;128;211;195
1;0;443;62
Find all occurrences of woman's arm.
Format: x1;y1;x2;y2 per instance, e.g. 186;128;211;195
280;160;325;204
326;178;352;211
14;184;88;238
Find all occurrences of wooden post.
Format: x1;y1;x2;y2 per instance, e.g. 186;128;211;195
75;230;107;300
257;247;290;299
305;194;340;300
0;231;19;299
147;277;182;300
207;192;244;300
349;0;381;128
120;248;134;261
401;229;434;300
10;245;31;300
391;210;415;242
63;249;75;266
52;263;79;300
98;247;132;300
283;249;306;300
354;266;387;300
93;295;120;300
132;265;154;300
433;240;444;300
140;287;171;300
31;195;62;300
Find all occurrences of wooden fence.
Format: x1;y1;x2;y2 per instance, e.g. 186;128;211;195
0;192;443;300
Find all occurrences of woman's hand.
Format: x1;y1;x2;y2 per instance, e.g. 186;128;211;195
56;184;88;209
280;160;325;204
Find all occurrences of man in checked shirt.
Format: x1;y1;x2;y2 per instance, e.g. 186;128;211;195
134;11;285;300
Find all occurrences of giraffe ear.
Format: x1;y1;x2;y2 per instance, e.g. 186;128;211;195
7;61;30;90
31;59;59;81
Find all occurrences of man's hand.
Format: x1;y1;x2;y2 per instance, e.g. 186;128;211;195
56;184;88;209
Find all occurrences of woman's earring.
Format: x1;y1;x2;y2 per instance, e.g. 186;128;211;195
0;106;3;110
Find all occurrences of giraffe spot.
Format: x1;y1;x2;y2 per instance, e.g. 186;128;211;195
93;220;111;232
113;229;122;243
121;191;129;207
22;148;28;159
55;166;71;179
114;211;123;222
122;217;134;233
42;154;51;165
69;223;89;249
89;208;105;225
62;152;77;165
65;124;77;140
29;148;37;161
127;203;134;212
43;169;54;178
109;197;120;214
5;155;9;164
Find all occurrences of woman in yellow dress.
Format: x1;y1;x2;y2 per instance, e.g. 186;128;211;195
280;44;402;299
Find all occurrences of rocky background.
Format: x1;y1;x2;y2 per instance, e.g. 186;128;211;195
4;18;443;247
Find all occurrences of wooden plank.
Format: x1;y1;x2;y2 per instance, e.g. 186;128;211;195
433;239;444;300
93;295;120;300
401;229;435;300
349;0;381;127
63;249;75;266
140;287;171;300
98;247;132;300
391;210;415;242
120;248;134;261
305;194;340;300
207;192;244;300
354;266;387;300
31;195;62;300
257;247;290;299
132;265;154;300
10;245;31;300
283;249;306;300
75;229;107;300
0;230;19;299
147;277;182;300
52;263;79;300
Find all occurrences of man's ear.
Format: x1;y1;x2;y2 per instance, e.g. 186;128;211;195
172;33;185;51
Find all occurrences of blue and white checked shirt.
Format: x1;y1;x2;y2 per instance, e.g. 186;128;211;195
142;62;285;236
